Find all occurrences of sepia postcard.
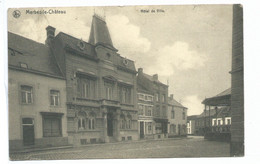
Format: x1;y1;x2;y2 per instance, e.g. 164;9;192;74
7;5;244;161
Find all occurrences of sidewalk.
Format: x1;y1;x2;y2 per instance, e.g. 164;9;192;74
10;136;189;154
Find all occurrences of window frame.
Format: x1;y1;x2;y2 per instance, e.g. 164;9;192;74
50;90;60;107
21;85;33;104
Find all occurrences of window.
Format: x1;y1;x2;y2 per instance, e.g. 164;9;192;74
77;76;95;99
106;86;112;100
170;124;176;133
118;85;131;104
155;93;159;102
218;120;221;125
156;106;160;117
20;63;28;69
227;119;231;125
120;114;132;129
147;122;152;134
162;106;167;117
138;104;144;115
147;96;153;101
171;108;175;119
182;111;185;120
21;85;33;104
213;119;217;126
50;90;60;106
89;118;95;130
88;113;96;130
138;94;144;100
78;111;87;130
162;94;165;103
145;106;152;116
120;115;126;129
155;123;162;134
43;116;61;137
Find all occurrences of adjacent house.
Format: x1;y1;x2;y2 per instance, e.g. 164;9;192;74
167;94;187;137
137;68;168;139
48;14;139;146
8;32;68;151
137;84;154;139
187;115;197;135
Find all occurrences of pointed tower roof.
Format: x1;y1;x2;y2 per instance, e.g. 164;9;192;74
88;14;117;51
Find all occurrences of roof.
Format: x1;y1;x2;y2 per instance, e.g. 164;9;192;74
215;88;231;97
88;15;117;51
8;32;63;78
187;115;198;120
137;82;153;95
202;88;231;106
142;73;167;86
168;97;187;109
197;109;217;118
55;32;97;60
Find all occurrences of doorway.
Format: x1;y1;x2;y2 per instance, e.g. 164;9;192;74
107;113;113;136
22;118;35;146
140;121;144;139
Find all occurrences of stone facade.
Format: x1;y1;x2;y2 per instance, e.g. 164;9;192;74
49;15;139;146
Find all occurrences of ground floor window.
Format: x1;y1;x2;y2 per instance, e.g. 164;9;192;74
170;124;176;134
146;122;153;134
43;116;62;137
155;122;162;134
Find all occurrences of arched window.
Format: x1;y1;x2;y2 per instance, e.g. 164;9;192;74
120;114;126;129
78;111;87;130
88;112;96;130
126;114;132;129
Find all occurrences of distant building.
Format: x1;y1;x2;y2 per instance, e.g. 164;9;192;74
187;115;197;135
8;32;68;151
167;94;187;137
137;68;168;139
48;14;139;146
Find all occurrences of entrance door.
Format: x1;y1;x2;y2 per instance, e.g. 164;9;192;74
107;113;113;136
140;121;144;139
22;118;35;146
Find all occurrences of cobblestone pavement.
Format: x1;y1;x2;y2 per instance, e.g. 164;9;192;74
10;136;230;161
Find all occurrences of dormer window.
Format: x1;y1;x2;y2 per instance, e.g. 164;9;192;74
106;53;111;59
77;40;85;50
20;63;28;69
123;59;128;66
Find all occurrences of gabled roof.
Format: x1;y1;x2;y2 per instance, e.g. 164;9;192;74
168;97;187;109
142;73;167;86
88;15;117;51
8;32;63;78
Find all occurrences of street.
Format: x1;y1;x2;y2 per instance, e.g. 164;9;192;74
10;136;230;160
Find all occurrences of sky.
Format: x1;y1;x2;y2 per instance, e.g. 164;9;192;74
8;5;233;116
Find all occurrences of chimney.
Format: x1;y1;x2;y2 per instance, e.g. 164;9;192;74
170;94;174;100
45;26;56;46
138;68;143;74
153;74;158;80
